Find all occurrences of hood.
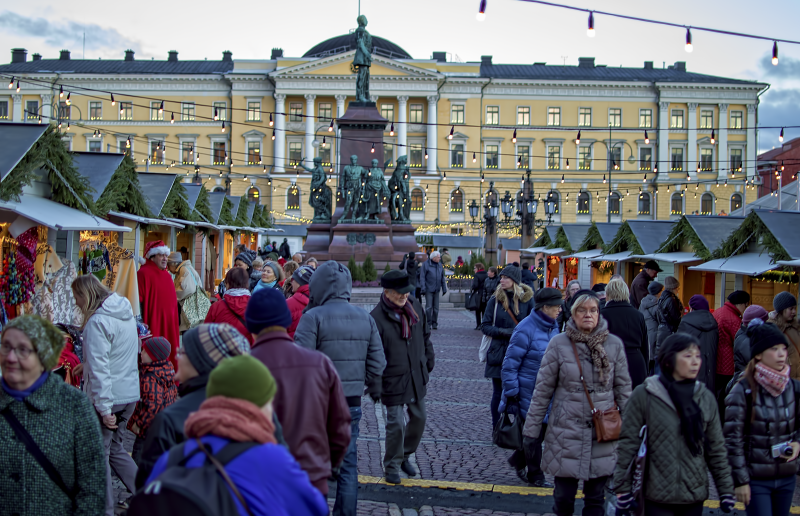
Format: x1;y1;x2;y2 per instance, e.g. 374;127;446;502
639;294;658;310
307;260;351;307
530;309;558;332
250;268;262;280
95;293;134;321
681;310;718;332
222;294;250;314
292;284;310;299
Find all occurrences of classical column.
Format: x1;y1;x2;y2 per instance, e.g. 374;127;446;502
746;104;757;180
687;103;698;179
12;94;22;122
657;101;669;176
397;95;408;156
717;104;728;179
274;94;286;173
427;95;438;175
40;94;52;124
335;94;346;118
304;94;316;166
370;95;379;104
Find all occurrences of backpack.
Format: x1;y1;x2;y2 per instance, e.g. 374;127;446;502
128;439;257;516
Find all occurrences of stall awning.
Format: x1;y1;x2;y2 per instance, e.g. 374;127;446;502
590;251;634;262
688;253;777;276
568;249;604;259
108;211;184;229
777;259;800;267
165;218;219;231
631;252;703;264
521;246;547;255
543;247;566;256
0;196;131;232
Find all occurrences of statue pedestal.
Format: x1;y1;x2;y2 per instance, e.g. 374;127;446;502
390;222;419;260
329;223;394;261
304;223;332;260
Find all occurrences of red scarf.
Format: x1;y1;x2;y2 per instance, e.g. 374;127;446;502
380;293;419;339
755;362;791;397
184;396;276;444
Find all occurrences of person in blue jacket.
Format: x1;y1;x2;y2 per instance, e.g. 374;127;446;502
145;355;329;516
500;287;563;487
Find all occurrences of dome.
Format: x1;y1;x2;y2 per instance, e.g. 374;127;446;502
303;33;412;60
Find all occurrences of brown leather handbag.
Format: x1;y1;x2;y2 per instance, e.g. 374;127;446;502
570;340;621;442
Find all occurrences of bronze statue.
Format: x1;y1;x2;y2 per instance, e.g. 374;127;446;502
358;158;389;222
388;155;411;222
353;15;372;103
302;157;332;223
341;154;364;221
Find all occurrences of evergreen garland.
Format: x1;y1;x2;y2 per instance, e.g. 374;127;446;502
605;222;644;255
193;185;213;223
660;217;712;261
218;196;235;226
160;177;192;221
578;222;602;252
531;230;552;248
551;227;573;253
95;153;153;218
713;211;791;261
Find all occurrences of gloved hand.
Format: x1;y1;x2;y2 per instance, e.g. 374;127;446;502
505;395;520;416
720;493;736;513
615;493;633;516
365;378;382;403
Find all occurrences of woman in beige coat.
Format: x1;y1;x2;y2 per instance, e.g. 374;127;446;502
523;291;632;516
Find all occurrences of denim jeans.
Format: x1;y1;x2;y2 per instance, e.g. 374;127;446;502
747;476;796;516
333;406;362;516
425;291;440;326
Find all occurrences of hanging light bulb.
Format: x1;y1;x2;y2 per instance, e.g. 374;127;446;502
773;41;779;66
221;121;226;132
425;148;428;160
512;129;517;143
685;28;693;53
481;172;484;183
243;174;248;181
159;101;164;114
59;85;63;98
66;122;70;131
111;94;115;106
780;128;785;142
653;162;658;174
561;174;565;183
587;11;595;37
781;160;785;171
219;170;223;177
517;156;522;168
390;123;394;136
603;174;606;184
322;136;326;147
566;158;570;169
328;119;334;132
214;108;219;121
272;130;276;141
8;77;13;89
449;126;454;140
710;128;715;145
444;171;447;180
476;0;487;21
66;92;71;105
643;173;647;182
126;137;131;149
644;130;649;144
576;130;581;145
371;142;375;153
16;80;20;93
269;113;274;127
170;112;175;124
472;152;477;163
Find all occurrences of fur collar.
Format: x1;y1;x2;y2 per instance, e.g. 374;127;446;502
774;313;800;333
494;283;533;314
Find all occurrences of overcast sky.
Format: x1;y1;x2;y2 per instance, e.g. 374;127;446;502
1;0;798;152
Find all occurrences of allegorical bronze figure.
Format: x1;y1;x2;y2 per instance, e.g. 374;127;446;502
302;157;332;222
353;15;372;103
388;155;411;222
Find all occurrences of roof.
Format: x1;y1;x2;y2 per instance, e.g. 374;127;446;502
631;252;702;264
689;252;776;276
758;138;800;162
545;225;561;241
590;251;635;262
182;184;203;210
0;122;48;182
684;216;745;254
431;235;483;248
207;192;226;224
0;195;130;232
561;224;592;250
0;58;234;75
246;201;256;224
596;223;622;245
227;196;242;223
108;211;184;229
732;180;799;215
627;220;675;255
262;224;306;237
303;34;412;60
137;173;177;217
499;238;521;251
753;210;800;259
72;152;124;202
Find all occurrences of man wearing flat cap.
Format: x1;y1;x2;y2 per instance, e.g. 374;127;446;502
630;260;662;309
370;270;435;485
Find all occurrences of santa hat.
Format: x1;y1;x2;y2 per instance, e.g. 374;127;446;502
144;240;170;259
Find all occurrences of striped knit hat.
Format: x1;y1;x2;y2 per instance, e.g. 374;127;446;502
182;323;251;375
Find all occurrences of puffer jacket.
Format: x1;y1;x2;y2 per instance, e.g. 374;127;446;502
523;318;632;480
724;377;800;486
613;376;733;504
499;309;558;418
419;258;447;294
482;275;499;303
714;301;742;376
294;260;386;399
286;283;310;338
639;293;660;363
727;326;750;393
471;270;488;303
655;290;683;357
775;315;800;381
481;284;534;379
677;310;719;394
249;268;262;291
203;293;253;344
82;293;140;416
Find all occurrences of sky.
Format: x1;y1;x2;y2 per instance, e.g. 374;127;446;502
1;0;798;152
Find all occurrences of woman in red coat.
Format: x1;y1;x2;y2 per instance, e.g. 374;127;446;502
286;266;314;338
204;267;253;343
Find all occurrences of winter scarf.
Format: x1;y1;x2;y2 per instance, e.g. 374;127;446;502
380;293;419;339
224;288;250;297
659;372;704;457
566;317;611;385
184;396;276;444
1;372;49;401
755;362;791;397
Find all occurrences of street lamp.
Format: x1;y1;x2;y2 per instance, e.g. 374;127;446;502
468;199;479;221
500;191;513;218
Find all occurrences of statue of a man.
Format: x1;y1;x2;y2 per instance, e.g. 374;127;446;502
353;15;372;103
302;157;332;223
342;154;364;221
387;155;411;222
358;158;388;222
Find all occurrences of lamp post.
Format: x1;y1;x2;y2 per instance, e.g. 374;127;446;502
482;181;499;265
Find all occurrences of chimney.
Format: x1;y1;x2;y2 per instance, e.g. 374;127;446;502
480;55;492;65
168;50;178;62
578;57;595;68
271;48;283;60
124;49;135;61
32;53;41;61
11;48;27;63
643;61;653;70
674;61;686;72
59;49;70;60
432;52;447;63
222;50;233;62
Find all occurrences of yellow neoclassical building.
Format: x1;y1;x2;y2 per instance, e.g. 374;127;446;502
0;36;767;242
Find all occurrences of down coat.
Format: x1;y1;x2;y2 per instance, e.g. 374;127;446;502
677;309;719;394
481;284;534;379
286;284;310;338
203;294;253;344
522;317;632;480
499;309;559;418
713;301;743;376
724;378;800;486
727;326;750;393
639;293;660;363
613;376;734;504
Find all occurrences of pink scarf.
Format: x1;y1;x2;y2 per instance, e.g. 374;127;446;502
184;396;276;444
755;362;791;397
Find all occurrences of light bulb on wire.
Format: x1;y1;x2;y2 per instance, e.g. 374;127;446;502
773;41;779;66
476;0;487;21
710;128;715;145
780;128;785;143
576;130;581;145
685;28;693;53
644;130;649;144
587;12;595;37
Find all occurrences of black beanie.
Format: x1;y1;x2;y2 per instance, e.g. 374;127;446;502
747;319;788;358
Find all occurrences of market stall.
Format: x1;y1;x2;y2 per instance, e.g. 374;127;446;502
575;222;622;286
550;224;592;289
597;220;675;283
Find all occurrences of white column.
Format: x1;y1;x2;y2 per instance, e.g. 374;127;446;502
304;94;316;166
687;103;698;179
397;95;408;156
746;104;757;180
370;95;379;105
12;94;22;122
657;101;669;176
427;95;438;175
40;94;52;124
717;104;728;179
274;94;286;173
335;94;346;118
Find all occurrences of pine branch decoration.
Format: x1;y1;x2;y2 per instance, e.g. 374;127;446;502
95;153;153;218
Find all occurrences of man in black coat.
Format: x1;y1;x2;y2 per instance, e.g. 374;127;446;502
470;264;489;330
677;294;719;394
520;262;536;291
630;260;662;309
601;278;649;388
399;252;419;294
370;270;435;485
279;238;291;260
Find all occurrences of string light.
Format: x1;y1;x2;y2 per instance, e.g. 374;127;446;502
685;28;693;53
644;130;649;144
449;126;454;140
269;113;273;127
561;174;565;183
214;108;219;121
272;130;276;141
587;11;595;37
780;128;784;142
16;80;20;92
170;112;174;124
390;123;394;136
221;121;226;132
59;85;63;98
370;142;375;153
602;174;606;184
773;41;779;65
576;130;581;145
476;0;487;21
643;173;647;182
159;101;164;114
473;152;477;163
111;94;115;106
481;172;484;183
566;158;570;169
425;148;428;160
66;92;71;105
328;119;334;132
653;162;658;174
7;76;12;89
710;128;715;145
512;129;517;143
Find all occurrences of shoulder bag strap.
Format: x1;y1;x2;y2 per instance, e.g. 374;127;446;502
196;439;255;516
504;305;519;326
569;340;597;413
1;406;77;502
222;299;247;327
493;299;498;324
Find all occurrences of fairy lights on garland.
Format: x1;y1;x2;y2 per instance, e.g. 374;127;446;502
752;271;799;284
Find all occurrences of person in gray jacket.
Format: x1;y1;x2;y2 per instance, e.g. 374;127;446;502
639;280;663;373
294;260;386;516
419;251;447;330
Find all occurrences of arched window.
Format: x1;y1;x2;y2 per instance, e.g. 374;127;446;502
609;192;621;215
410;188;424;211
286;186;300;211
450;188;463;212
670;193;683;215
212;186;225;193
247;187;260;202
545;190;559;214
701;193;714;215
577;192;590;214
731;193;742;212
638;192;651;215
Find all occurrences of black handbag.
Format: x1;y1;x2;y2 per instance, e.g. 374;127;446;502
465;292;480;311
493;408;524;450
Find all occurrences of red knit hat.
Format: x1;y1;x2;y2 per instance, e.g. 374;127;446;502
144;240;170;259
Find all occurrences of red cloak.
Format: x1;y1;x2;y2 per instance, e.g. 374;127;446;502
137;260;180;369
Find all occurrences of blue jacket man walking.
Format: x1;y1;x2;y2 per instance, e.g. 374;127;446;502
418;251;447;329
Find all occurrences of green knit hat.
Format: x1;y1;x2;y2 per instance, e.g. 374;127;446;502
3;315;65;370
206;355;277;407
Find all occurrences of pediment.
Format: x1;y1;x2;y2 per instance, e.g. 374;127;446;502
271;51;442;80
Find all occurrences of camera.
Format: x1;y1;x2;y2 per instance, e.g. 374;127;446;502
771;442;793;458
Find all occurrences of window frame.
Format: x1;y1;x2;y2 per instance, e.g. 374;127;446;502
212;141;227;165
670;147;685;171
119;101;133;121
410;188;424;211
578;107;592;127
517;106;530;126
286;185;301;211
608;192;621;215
288;142;303;167
516;144;530;169
670;109;685;129
213;101;227;121
380;104;395;122
319;138;333;166
149;140;164;165
0;99;8;120
547;145;561;170
608;108;622;128
181;102;195;122
730;193;743;212
578;146;592;170
450;104;465;125
25;100;39;120
89;101;103;120
88;140;102;153
639;147;653;171
409;143;423;168
181;140;197;165
638;192;651;215
701;193;714;215
247;141;262;165
450;144;464;168
247;187;260;202
247;101;261;122
547;107;561;127
318;103;332;121
700;148;713;171
577;192;591;214
150;101;163;121
730;111;743;130
485;106;499;126
289;103;303;122
699;109;713;130
729;148;743;172
409;104;423;124
670;192;684;215
450;188;464;213
639;108;652;128
484;144;499;169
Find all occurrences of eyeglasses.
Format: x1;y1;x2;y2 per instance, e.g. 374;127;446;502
0;345;35;360
575;308;599;316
